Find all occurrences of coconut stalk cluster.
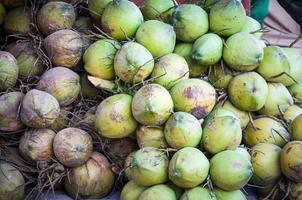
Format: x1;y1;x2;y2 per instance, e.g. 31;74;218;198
0;0;302;199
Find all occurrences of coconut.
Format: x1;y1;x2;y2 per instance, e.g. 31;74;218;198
37;67;80;106
244;116;290;147
0;92;24;132
210;149;253;191
107;137;138;164
289;79;302;103
140;0;175;22
88;0;112;21
259;83;293;116
84;39;120;80
50;107;70;132
0;3;5;25
171;4;208;42
80;73;99;97
6;42;45;81
0;51;18;91
281;47;302;86
120;180;147;200
190;33;223;66
290;182;302;200
95;94;138;138
208;62;234;89
101;0;143;40
250;143;282;186
280;141;302;182
151;53;189;89
138;184;176;200
169;147;209;188
228;72;268;111
166;182;184;199
44;29;84;68
19;128;56;162
209;0;246;37
135;20;176;57
173;43;209;78
236;147;251;161
64;152;115;199
202;108;242;154
124;151;136;180
240;16;262;39
130;147;169;186
170;78;216;119
223;32;264;71
164;112;202;149
180;187;215;200
114;42;154;83
291;114;302;141
136;125;167;148
132;84;174;125
0;162;25;200
37;1;76;36
74;17;92;32
20;89;60;128
53;128;93;167
284;105;302;123
2;0;24;7
214;188;247;200
3;7;32;35
214;100;249;129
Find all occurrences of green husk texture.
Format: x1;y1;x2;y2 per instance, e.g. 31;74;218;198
140;0;175;22
120;180;147;200
0;51;18;91
138;184;177;200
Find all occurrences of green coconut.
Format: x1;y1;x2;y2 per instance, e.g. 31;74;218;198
250;143;282;186
0;92;24;132
50;107;70;132
140;0;175;22
290;182;302;200
135;20;176;57
202;108;242;154
138;184;177;200
289;79;302;103
37;1;76;36
0;51;18;91
259;83;293;116
19;128;56;162
283;104;302;123
124;151;136;180
172;4;208;42
173;43;209;78
282;47;302;86
208;62;234;89
214;188;247;200
80;73;99;97
132;84;174;125
228;72;268;111
244;116;290;147
214;100;249;129
95;94;138;138
210;149;253;191
120;180;147;200
240;16;262;39
169;147;210;188
223;32;264;71
151;53;189;89
170;78;216;119
164;112;202;149
74;17;92;32
37;67;81;106
236;147;251;161
84;39;120;80
64;152;115;199
6;42;45;81
180;187;216;200
53;127;93;167
44;29;84;68
0;162;25;200
190;33;223;66
0;3;5;25
20;89;60;128
114;42;154;83
130;147;169;186
101;0;143;40
136;125;167;148
209;0;246;37
3;7;32;35
88;0;112;21
291;114;302;141
280;141;302;182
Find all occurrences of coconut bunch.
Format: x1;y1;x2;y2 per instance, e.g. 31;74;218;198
1;0;302;199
